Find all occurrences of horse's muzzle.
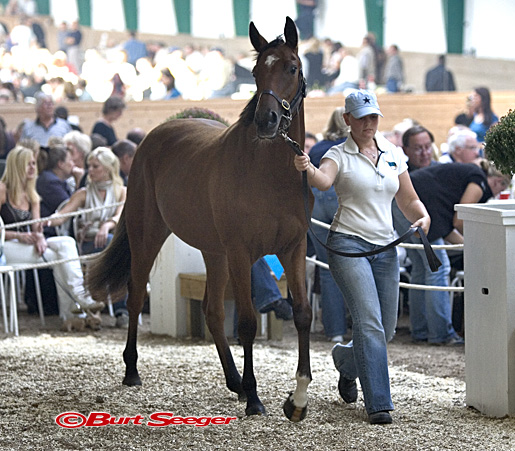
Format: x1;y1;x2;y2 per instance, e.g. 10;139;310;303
254;109;280;139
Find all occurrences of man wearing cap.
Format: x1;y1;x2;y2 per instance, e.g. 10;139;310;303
294;89;431;425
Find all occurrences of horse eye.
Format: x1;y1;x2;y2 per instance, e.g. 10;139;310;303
290;65;297;75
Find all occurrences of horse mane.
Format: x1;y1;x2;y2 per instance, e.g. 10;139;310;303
239;95;258;126
239;36;287;126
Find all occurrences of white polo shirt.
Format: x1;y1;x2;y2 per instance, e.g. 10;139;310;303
322;132;407;246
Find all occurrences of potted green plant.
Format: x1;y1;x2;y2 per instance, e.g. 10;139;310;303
484;109;515;176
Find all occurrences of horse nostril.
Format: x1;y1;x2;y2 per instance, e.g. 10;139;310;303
268;110;278;127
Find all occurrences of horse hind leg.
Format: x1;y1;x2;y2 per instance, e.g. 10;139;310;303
279;246;312;422
123;214;171;387
122;276;148;386
203;253;245;401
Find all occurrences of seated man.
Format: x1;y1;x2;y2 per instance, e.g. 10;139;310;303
233;257;293;340
111;139;136;185
251;257;292;320
37;144;74;237
439;129;481;164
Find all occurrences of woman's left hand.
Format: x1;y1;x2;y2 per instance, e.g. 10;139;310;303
94;223;110;249
294;152;311;173
411;215;431;237
34;233;47;256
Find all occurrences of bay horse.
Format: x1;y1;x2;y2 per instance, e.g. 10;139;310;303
87;16;313;422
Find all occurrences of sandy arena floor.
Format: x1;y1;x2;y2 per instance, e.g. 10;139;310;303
0;310;514;450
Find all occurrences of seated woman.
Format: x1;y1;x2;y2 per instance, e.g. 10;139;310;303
49;147;128;327
0;145;104;328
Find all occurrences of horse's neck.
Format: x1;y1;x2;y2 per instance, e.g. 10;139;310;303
226;105;305;174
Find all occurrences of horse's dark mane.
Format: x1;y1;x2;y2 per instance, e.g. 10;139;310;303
239;36;286;127
239;95;259;126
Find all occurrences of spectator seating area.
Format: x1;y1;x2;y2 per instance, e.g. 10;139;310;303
2;91;515;152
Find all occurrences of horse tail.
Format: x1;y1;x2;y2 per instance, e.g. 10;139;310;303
86;208;131;303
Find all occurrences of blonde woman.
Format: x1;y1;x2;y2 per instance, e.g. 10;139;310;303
49;147;128;326
0;145;104;326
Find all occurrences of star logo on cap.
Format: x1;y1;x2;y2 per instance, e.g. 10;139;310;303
363;97;371;104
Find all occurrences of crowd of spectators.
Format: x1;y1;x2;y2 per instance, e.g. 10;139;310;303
0;9;254;104
0;4;465;107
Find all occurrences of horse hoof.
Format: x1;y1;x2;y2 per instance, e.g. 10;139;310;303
283;392;308;422
245;403;267;416
238;392;247;402
122;375;142;387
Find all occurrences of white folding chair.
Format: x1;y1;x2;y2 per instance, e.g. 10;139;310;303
0;217;21;335
450;270;464;309
0;215;45;328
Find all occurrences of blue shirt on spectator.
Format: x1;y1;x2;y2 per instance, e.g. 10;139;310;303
123;38;147;66
21;117;71;147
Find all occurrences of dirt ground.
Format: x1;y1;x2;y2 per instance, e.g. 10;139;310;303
0;310;514;451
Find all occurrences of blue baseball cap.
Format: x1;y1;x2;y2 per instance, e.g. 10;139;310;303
345;89;383;118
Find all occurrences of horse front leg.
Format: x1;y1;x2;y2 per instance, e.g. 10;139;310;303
228;253;266;416
280;244;312;422
203;253;245;401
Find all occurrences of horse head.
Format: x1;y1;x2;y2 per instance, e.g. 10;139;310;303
250;17;306;139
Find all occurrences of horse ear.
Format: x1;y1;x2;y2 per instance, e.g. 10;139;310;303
249;21;268;53
284;16;298;50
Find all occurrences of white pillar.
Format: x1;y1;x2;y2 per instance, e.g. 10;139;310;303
149;235;205;337
456;201;515;417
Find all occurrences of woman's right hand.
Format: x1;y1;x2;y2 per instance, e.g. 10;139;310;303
17;232;37;245
294;152;311;173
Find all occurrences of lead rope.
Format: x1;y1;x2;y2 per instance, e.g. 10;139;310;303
281;132;442;272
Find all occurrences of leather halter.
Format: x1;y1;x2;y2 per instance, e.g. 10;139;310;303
257;69;307;134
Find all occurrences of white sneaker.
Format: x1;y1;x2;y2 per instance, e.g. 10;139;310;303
331;335;344;343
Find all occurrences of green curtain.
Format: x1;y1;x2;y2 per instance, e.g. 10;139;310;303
77;0;92;27
174;0;191;34
35;0;49;15
122;0;138;31
363;0;384;47
233;0;250;37
442;0;464;54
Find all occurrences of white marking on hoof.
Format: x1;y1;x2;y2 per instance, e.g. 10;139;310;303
292;372;310;408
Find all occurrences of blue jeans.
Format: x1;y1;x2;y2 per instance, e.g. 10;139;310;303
233;257;282;338
386;78;399;93
82;234;128;316
407;240;456;343
328;231;398;414
309;187;346;337
391;201;457;343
